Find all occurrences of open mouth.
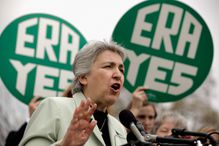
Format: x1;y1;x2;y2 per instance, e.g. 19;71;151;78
111;83;121;92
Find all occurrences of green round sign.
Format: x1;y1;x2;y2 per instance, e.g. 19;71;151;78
0;13;87;104
112;1;213;102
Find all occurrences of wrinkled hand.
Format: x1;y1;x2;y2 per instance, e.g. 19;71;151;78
130;86;148;116
60;97;97;146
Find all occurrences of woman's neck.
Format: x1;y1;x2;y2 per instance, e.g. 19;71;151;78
82;91;108;112
96;106;107;112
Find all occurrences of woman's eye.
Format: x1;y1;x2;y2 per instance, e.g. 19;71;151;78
120;69;124;74
105;65;111;68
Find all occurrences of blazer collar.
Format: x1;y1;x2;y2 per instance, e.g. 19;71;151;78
72;92;86;106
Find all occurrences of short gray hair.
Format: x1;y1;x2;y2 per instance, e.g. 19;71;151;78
72;40;125;94
151;111;187;134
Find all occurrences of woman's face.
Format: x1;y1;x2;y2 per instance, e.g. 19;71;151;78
137;105;156;133
155;118;175;137
81;50;124;111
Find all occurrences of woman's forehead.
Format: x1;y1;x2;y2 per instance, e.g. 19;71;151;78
94;50;123;62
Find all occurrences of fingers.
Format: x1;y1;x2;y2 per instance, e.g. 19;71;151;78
71;97;97;132
73;98;96;122
30;96;42;103
133;86;147;100
61;98;97;146
131;86;149;113
86;120;97;135
29;96;42;117
136;86;148;92
29;96;41;109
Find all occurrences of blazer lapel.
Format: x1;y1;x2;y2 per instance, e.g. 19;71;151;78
108;115;127;146
92;124;106;146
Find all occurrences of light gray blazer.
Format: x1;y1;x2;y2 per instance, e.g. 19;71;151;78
19;92;127;146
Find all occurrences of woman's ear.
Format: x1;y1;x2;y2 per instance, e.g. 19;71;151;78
78;75;88;86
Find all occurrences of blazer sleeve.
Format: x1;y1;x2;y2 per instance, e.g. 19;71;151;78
19;97;72;146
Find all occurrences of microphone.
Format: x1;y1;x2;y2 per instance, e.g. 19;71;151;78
119;109;145;142
119;110;197;146
172;128;217;146
144;134;196;145
172;128;208;137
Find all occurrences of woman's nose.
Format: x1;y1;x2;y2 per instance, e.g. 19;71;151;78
113;68;123;80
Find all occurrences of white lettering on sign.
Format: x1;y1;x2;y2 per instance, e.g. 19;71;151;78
125;50;198;95
58;69;73;96
152;4;183;54
176;12;202;59
34;65;59;96
34;65;73;96
15;18;37;57
10;59;73;96
36;18;59;62
131;3;202;58
10;60;36;95
128;3;201;95
145;56;174;93
131;4;160;47
59;24;79;64
125;49;150;85
13;17;79;97
168;62;197;95
145;56;198;95
15;17;80;64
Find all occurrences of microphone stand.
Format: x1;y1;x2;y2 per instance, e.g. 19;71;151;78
171;129;218;146
158;144;196;146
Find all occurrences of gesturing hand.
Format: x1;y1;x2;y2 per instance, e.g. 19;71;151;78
60;97;97;146
130;86;148;116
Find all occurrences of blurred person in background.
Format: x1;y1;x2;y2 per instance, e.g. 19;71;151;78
5;96;41;146
197;125;219;144
151;111;187;137
128;86;157;133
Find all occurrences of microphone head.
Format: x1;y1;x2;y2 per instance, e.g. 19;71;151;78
127;132;138;142
119;109;137;129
